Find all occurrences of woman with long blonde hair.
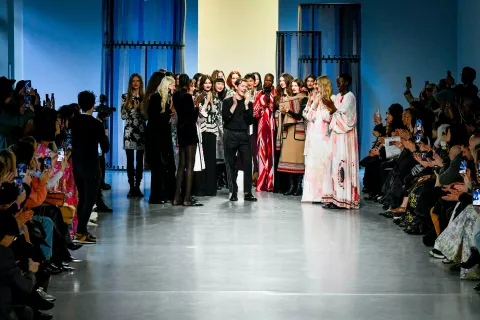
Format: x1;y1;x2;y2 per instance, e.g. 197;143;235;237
121;73;146;198
145;76;177;204
302;75;335;203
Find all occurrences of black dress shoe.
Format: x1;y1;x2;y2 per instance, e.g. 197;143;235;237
67;242;83;251
244;193;257;202
37;289;56;302
230;192;238;201
32;290;55;311
461;247;480;269
312;201;323;205
34;310;53;320
44;262;62;275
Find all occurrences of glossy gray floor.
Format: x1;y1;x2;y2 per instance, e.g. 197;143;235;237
49;172;480;320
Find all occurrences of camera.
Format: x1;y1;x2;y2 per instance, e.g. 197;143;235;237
94;94;117;117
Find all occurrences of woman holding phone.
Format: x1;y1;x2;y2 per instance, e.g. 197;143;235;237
121;73;146;198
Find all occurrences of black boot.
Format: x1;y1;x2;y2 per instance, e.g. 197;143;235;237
127;183;135;198
283;174;295;196
293;175;303;196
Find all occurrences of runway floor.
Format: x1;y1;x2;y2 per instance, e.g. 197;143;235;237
49;171;480;319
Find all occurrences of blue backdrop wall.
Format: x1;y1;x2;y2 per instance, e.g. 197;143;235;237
279;0;458;157
457;0;480;75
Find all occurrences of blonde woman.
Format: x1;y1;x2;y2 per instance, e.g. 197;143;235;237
121;73;146;198
302;76;334;203
145;76;176;204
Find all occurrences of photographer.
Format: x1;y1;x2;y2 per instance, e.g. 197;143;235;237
71;91;109;245
94;96;114;213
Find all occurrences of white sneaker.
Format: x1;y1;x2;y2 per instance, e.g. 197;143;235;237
87;221;98;227
429;249;445;259
90;211;98;223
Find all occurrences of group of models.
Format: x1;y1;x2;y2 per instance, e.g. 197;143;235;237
119;70;360;209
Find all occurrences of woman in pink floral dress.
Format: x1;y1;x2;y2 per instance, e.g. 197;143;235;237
322;73;360;209
302;76;334;203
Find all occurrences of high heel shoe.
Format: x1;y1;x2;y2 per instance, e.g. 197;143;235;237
461;247;480;269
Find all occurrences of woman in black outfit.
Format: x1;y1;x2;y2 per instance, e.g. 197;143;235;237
146;76;177;204
172;74;203;207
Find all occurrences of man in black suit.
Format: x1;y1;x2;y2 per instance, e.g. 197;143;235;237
222;78;257;202
71;91;110;244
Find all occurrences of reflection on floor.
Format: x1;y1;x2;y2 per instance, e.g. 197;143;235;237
49;171;480;320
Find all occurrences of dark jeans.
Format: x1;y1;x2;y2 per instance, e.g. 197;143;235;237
74;173;100;234
126;149;144;187
224;129;252;194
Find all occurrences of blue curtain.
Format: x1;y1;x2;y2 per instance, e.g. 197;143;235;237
101;0;186;168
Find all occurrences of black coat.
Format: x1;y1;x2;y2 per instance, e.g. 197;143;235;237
172;91;198;148
145;93;175;169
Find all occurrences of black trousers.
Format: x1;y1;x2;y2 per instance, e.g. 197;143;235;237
224;129;252;194
194;132;217;196
74;173;100;234
126;149;144;187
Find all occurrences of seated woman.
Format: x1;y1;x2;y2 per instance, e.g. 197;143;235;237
433;145;480;280
362;103;404;200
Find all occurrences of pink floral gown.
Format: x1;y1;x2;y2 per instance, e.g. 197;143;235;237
321;92;360;209
301;101;332;202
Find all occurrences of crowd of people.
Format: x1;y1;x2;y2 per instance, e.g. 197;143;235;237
0;78;111;319
123;70;360;208
360;67;480;293
1;64;480;320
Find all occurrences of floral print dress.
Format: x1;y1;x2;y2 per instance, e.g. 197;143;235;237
121;93;146;150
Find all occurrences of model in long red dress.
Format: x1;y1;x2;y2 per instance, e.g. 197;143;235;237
253;89;276;192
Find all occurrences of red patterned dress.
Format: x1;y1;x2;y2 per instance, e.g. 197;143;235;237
253;89;276;192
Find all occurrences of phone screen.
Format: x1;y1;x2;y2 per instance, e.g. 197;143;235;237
421;152;427;160
24;95;31;108
459;160;467;174
415;133;421;144
57;148;65;162
473;189;480;207
24;80;31;93
14;176;23;194
17;164;27;178
43;157;52;170
416;119;422;132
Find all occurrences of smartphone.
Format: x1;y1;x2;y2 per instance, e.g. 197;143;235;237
24;95;31;108
415;133;421;144
406;76;411;85
459;160;468;174
17;163;27;178
421;152;427;160
473;188;480;207
14;176;23;194
57;148;65;162
24;80;31;93
416;119;422;132
43;157;52;170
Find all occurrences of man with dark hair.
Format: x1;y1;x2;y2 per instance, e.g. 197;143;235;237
222;78;257;202
71;91;110;244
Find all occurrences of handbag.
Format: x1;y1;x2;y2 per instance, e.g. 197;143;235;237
60;205;76;224
44;192;65;206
